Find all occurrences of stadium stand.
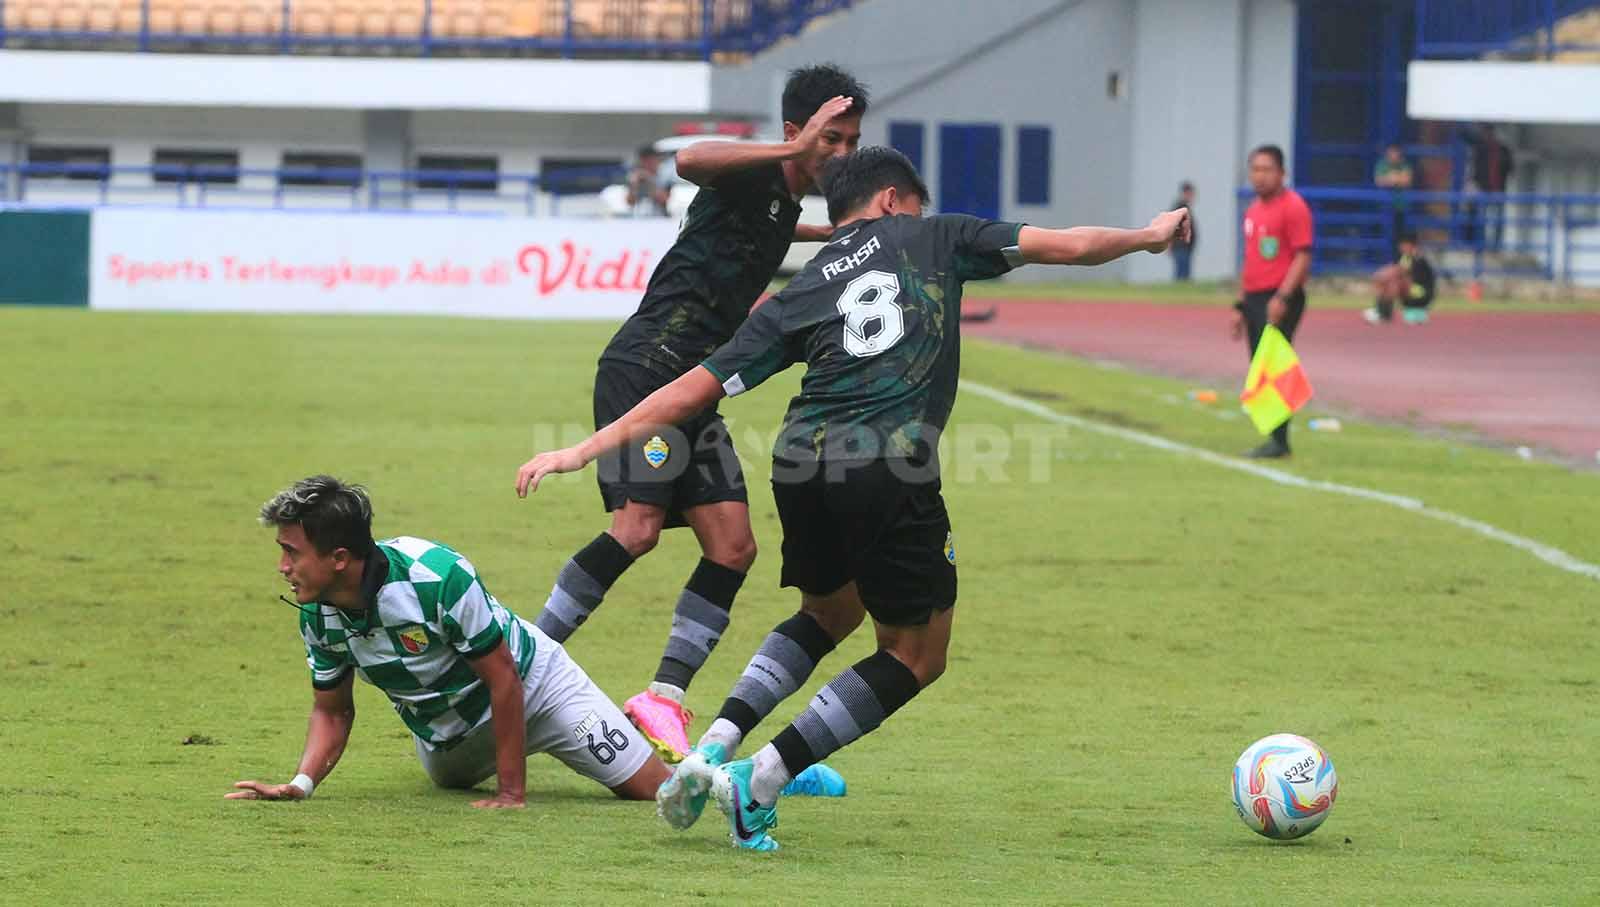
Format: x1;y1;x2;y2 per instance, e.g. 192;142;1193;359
0;0;813;51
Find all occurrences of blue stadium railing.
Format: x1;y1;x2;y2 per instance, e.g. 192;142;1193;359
1237;186;1600;283
0;162;630;216
0;0;854;59
1414;0;1600;59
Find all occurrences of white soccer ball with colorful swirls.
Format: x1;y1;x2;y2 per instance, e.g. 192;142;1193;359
1231;733;1339;840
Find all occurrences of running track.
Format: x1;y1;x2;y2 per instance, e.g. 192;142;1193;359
962;301;1600;463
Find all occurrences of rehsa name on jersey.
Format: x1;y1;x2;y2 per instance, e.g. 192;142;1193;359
821;235;883;280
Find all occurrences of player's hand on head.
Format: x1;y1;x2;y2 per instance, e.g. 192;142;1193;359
470;793;526;809
514;447;587;498
225;780;306;801
795;95;854;150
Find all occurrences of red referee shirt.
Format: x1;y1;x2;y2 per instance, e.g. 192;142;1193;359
1241;188;1314;293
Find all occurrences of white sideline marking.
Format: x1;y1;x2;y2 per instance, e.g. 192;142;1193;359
960;380;1600;583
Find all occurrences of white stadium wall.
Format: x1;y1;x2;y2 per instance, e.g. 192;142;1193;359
0;50;714;114
9;104;689;216
1124;0;1297;283
710;0;1296;283
89;208;678;318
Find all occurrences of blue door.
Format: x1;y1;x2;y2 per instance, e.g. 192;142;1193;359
938;123;1001;219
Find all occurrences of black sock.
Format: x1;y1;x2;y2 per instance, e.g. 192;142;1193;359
771;649;923;777
716;611;837;737
653;558;746;691
534;533;635;642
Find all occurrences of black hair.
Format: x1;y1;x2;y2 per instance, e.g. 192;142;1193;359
1250;144;1286;170
1180;181;1195;192
259;475;374;555
782;63;869;128
1398;231;1418;245
820;146;929;224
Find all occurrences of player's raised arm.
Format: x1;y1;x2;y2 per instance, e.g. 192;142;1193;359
515;366;726;497
1018;209;1191;267
793;223;834;243
675;96;854;186
227;674;356;802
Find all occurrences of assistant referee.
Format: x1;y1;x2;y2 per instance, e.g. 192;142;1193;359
1234;144;1313;459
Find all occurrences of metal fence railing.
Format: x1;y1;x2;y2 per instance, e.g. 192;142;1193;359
0;0;855;60
1415;0;1600;60
1237;186;1600;283
0;162;632;217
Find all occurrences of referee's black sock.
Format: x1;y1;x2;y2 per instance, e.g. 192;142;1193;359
533;533;634;643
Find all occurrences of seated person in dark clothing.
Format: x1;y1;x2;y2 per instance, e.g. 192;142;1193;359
1365;233;1436;325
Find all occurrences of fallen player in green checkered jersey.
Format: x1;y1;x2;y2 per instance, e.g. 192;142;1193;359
227;475;844;807
514;147;1189;848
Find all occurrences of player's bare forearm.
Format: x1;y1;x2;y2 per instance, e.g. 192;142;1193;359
676;95;853;186
298;679;356;783
1019;226;1159;266
516;367;724;497
793;223;833;243
579;368;723;461
1277;251;1312;296
675;140;802;186
468;643;527;807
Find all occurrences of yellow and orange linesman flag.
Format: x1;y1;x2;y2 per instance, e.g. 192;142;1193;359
1240;325;1314;435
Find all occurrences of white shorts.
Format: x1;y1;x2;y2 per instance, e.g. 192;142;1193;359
414;623;652;792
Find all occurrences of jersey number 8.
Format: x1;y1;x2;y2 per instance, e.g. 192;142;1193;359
836;269;906;358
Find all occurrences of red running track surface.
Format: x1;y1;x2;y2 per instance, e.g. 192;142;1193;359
962;300;1600;463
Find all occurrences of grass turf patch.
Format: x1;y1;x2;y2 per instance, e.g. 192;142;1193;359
2;310;1595;904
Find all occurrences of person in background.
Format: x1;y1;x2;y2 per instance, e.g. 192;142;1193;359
1171;181;1197;281
1364;232;1436;326
1373;143;1413;251
626;145;672;217
1471;125;1515;251
1235;144;1314;460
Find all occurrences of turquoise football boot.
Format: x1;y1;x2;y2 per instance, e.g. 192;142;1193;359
711;758;780;852
655;741;727;831
781;763;847;798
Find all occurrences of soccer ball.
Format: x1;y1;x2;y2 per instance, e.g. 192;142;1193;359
1230;733;1338;840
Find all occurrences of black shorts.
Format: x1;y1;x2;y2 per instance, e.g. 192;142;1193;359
592;359;747;529
770;458;956;627
1239;288;1307;359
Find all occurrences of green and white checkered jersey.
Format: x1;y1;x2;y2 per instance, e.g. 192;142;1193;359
299;536;537;750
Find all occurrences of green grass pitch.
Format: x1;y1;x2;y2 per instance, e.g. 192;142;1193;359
1;309;1596;904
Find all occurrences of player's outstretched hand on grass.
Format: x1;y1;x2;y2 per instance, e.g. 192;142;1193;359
226;780;306;801
470;793;527;810
1146;208;1191;253
792;95;854;153
515;447;588;498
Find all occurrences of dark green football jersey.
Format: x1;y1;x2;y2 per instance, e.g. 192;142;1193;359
702;213;1024;466
602;161;802;378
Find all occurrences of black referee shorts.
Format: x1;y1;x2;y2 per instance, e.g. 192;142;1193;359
591;360;747;529
770;458;956;627
1239;288;1307;361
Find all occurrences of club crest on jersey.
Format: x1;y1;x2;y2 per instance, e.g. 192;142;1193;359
395;625;429;655
944;532;956;565
1259;235;1280;260
642;435;670;469
768;199;781;220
